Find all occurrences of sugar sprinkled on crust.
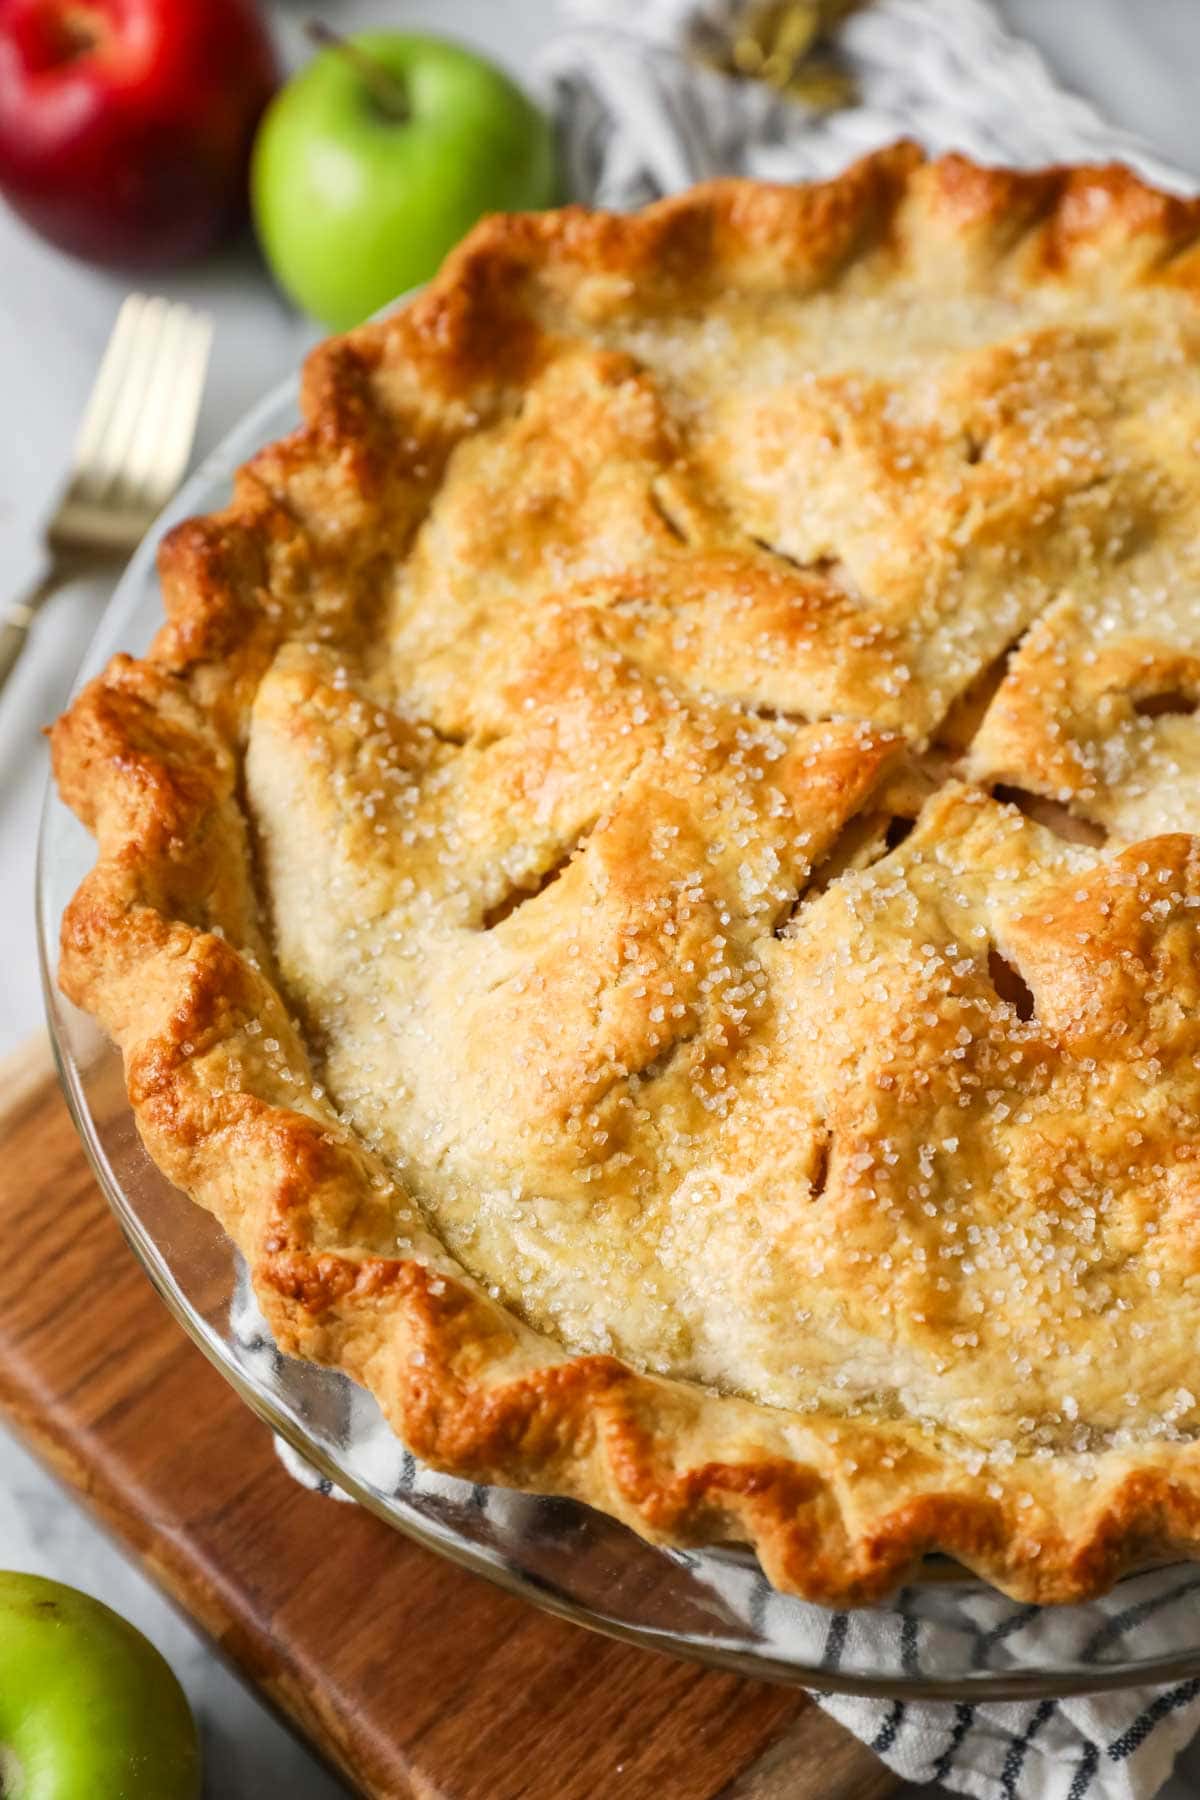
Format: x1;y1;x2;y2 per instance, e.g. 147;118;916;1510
50;145;1200;1605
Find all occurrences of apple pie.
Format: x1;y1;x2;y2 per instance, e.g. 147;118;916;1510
53;144;1200;1604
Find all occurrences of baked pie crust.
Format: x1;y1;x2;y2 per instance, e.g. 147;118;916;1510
53;144;1200;1605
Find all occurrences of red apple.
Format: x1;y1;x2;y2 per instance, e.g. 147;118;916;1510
0;0;278;268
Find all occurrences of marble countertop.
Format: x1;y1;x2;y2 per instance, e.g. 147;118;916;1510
3;3;1200;1794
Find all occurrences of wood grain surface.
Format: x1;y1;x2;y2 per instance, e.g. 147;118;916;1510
0;1053;908;1800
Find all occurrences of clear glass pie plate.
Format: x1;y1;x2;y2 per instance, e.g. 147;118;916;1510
36;370;1200;1702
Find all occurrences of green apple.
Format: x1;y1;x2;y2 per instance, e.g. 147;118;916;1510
252;30;559;329
0;1572;201;1800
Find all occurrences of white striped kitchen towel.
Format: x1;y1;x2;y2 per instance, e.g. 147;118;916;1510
538;0;1192;203
248;5;1200;1794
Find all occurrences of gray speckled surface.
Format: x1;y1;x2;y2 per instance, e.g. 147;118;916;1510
2;5;1199;1794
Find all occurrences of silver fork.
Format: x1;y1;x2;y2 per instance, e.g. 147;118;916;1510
1;294;213;696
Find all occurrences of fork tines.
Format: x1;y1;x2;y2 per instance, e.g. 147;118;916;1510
50;294;213;556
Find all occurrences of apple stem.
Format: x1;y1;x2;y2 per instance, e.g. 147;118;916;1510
305;21;409;123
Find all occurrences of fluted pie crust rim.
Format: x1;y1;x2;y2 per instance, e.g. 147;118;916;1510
51;144;1200;1606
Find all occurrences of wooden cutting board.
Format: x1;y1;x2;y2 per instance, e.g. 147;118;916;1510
0;1044;911;1800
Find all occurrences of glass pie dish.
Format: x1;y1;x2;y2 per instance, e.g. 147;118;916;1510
37;371;1200;1702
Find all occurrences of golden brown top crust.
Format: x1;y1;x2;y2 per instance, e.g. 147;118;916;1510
52;145;1200;1605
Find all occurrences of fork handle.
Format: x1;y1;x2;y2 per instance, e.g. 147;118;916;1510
0;565;63;698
